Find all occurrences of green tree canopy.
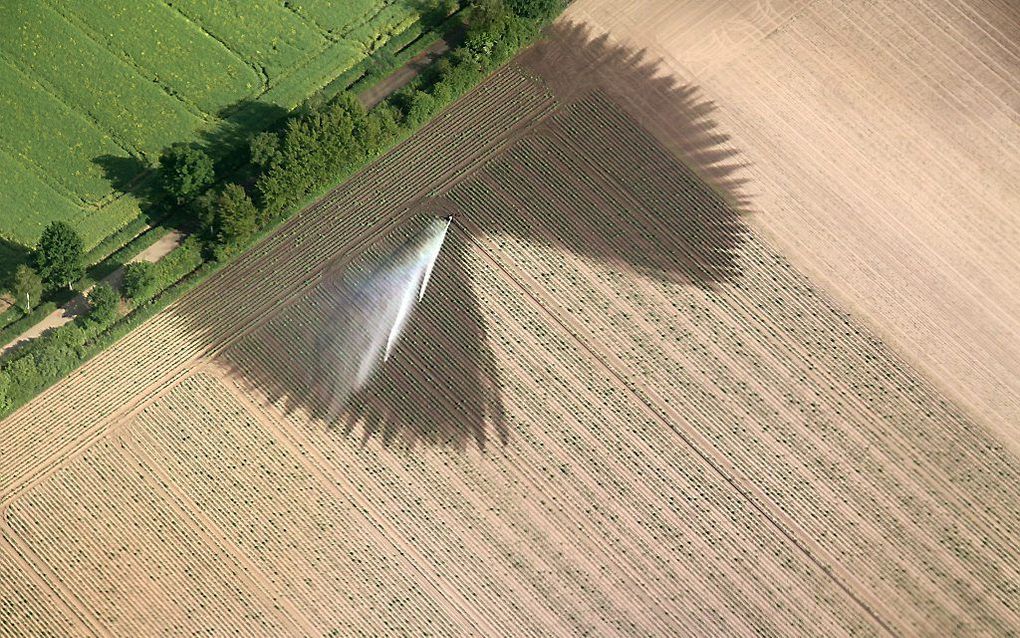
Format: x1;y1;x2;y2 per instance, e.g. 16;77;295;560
505;0;560;20
249;131;280;169
121;261;158;301
86;282;120;326
198;183;260;247
216;184;259;243
32;221;85;291
159;142;215;203
11;265;42;313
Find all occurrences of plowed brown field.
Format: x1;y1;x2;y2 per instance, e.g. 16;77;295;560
1;2;1018;635
566;0;1020;452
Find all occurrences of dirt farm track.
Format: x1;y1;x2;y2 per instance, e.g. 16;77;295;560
1;0;1019;636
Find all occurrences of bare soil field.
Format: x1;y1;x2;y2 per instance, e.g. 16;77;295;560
565;0;1020;453
1;9;1019;636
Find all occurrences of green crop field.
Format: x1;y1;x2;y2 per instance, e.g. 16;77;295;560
0;0;421;257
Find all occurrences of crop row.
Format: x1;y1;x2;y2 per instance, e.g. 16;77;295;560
213;211;879;634
443;90;1020;634
5;437;295;635
549;91;1020;525
0;543;85;637
131;372;466;636
177;65;555;346
0;66;553;499
231;237;882;636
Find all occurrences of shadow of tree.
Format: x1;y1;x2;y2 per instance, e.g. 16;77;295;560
90;155;167;224
338;234;507;450
224;216;506;450
0;238;31;292
209;20;751;451
90;155;150;195
204;99;290;173
521;21;751;212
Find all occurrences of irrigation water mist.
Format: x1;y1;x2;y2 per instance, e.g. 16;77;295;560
313;217;452;416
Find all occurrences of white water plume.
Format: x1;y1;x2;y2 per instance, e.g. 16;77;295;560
316;218;452;414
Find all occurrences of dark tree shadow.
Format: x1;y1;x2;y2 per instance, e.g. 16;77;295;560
202;20;751;451
520;21;751;212
203;99;291;178
0;238;31;291
330;221;506;449
90;155;149;195
222;214;505;450
91;155;166;224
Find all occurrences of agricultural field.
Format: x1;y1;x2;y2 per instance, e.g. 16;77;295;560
0;0;422;255
1;3;1019;636
564;0;1020;455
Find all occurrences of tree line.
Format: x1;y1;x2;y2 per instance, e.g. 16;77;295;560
155;0;562;255
0;0;564;413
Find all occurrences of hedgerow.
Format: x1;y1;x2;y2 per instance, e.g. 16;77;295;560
0;0;566;417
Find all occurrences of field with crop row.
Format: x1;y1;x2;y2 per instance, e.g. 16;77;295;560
564;0;1020;453
1;22;1018;634
442;90;1020;634
0;65;552;501
0;0;421;250
223;236;883;635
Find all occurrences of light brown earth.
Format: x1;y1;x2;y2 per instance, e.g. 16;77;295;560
565;0;1020;454
1;2;1019;636
0;230;184;356
358;39;451;110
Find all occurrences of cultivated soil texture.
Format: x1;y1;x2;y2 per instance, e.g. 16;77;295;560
565;0;1020;454
1;5;1019;637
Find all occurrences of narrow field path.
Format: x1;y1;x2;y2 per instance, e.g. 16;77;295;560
0;35;449;361
358;39;450;109
0;230;184;356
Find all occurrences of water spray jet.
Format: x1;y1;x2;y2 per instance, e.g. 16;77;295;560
316;217;454;415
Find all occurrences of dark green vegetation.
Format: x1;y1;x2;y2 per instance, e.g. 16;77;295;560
0;0;432;252
0;0;565;417
11;266;42;314
121;261;157;302
158;144;215;205
85;283;120;327
32;222;85;292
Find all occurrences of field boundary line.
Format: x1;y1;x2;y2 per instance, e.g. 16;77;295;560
157;0;272;93
0;63;545;507
120;409;317;635
0;211;409;507
0;366;192;506
209;363;493;636
41;0;215;122
455;219;901;637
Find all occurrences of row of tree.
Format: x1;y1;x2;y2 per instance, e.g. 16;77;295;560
9;221;86;314
150;0;564;258
0;0;565;413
